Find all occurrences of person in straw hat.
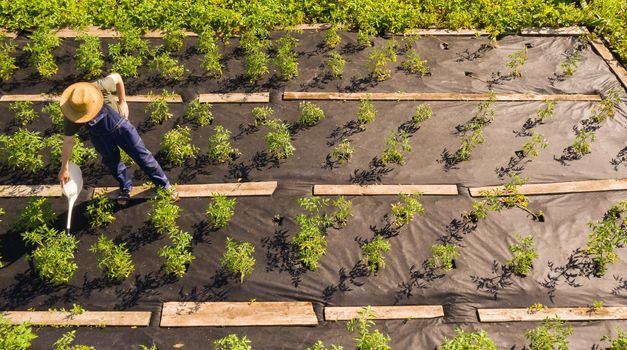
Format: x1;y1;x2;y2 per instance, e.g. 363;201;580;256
58;73;176;205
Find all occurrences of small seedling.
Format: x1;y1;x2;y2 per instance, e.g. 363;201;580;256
382;130;412;166
46;134;98;166
265;118;294;160
163;24;185;52
274;35;299;80
145;90;176;125
148;188;181;235
0;314;37;349
561;51;581;76
108;25;148;78
361;235;391;273
525;317;573;350
428;243;460;271
505;234;538;276
412;103;432;125
10;101;38;126
89;234;134;281
75;34;103;79
220;237;256;283
347;306;391;350
150;52;185;80
390;193;424;228
22;225;78;285
591;88;622;124
208;125;241;163
331;196;352;227
160;125;199;166
324;25;341;49
454;93;497;162
572;129;595;157
109;52;143;78
252;106;274;127
519;133;548;158
332;139;354;165
589;299;604;312
326;51;346;79
357;26;375;48
402;49;429;76
243;35;269;83
206;194;236;229
15;196;55;232
506;48;528;77
24;27;61;78
367;41;397;81
439;328;497;350
601;329;627;350
585;199;627;275
159;228;194;277
298;102;325;126
528;303;547;314
214;334;253;350
357;98;376;130
42;102;64;131
197;28;223;78
307;340;344;350
85;194;115;228
120;148;135;166
536;99;556;123
53;330;95;350
139;345;158;350
0;36;17;81
185;98;213;127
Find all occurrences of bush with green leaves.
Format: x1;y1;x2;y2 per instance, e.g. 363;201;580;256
208;125;241;163
428;243;460;271
0;128;45;173
185;99;213;127
402;49;429;75
368;41;397;81
0;315;37;350
357;98;376;130
85;194;115;228
572;129;595;157
506;48;528;77
292;215;327;271
163;24;185;52
298;102;325;126
214;334;253;350
535;99;555;123
331;196;352;227
242;31;269;83
148;188;181;235
326;51;346;79
89;234;134;281
220;237;256;283
160;125;199;166
0;36;17;81
525;317;573;350
586;199;627;275
274;35;299;80
591;87;622;124
347;306;391;350
9;101;37;126
24;27;61;78
53;330;95;350
439;328;497;350
519;133;548;158
265;118;294;160
361;235;391;273
506;234;538;276
75;34;103;79
412;103;432;125
252;106;274;127
602;329;627;350
46;134;98;166
146;90;176;125
307;340;343;350
109;26;148;78
197;28;222;78
332;139;354;165
206;194;236;229
381;130;412;165
42;102;64;131
150;52;185;80
15;196;56;232
391;193;424;228
357;26;375;48
22;225;78;285
324;25;341;48
159;227;195;277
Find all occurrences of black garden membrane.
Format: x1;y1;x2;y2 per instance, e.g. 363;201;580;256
0;30;626;349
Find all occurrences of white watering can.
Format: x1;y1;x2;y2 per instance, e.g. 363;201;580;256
61;162;83;235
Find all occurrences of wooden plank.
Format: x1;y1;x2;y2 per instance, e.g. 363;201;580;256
469;179;627;197
290;24;333;30
314;184;458;196
282;92;601;102
120;95;183;103
0;185;62;197
2;311;151;326
519;26;588;36
404;28;490;36
478;307;627;322
160;301;318;327
144;30;198;38
0;94;182;103
0;29;17;39
94;182;278;199
325;305;444;321
590;38;627;90
55;26;120;38
198;93;270;103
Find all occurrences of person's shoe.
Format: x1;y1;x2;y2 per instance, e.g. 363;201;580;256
116;191;131;206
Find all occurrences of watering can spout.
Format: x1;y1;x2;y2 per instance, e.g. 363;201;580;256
62;162;83;235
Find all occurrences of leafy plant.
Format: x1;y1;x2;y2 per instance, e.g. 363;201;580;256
332;139;354;165
455;129;483;162
85;194;115;228
274;35;299;80
15;196;55;232
381;130;412;165
326;51;346;79
206;194;236;229
506;48;528;77
213;334;253;350
146;90;176;125
602;329;627;350
572;129;595;157
108;25;148;78
361;235;391;273
428;243;460;271
89;234;134;281
357;26;376;48
307;340;343;350
412;103;432;125
265;118;294;160
347;306;391;350
10;101;38;126
208;125;241;163
561;51;581;76
331;196;352;227
24;27;61;78
159;227;194;277
53;330;95;350
528;303;547;314
0;315;37;350
252;106;274;127
390;193;424;228
357;97;376;130
292;213;327;270
242;31;269;83
402;49;429;75
46;134;98;166
160;125;199;166
220;237;256;283
439;328;497;350
298;102;325;126
75;34;103;79
22;225;78;285
519;133;548;158
140;345;158;350
589;299;604;312
0;36;17;81
185;99;213;127
525;317;573;350
197;28;222;78
42;102;64;131
324;25;341;49
591;87;622;124
454;92;497;162
367;41;397;81
585;199;627;275
148;188;181;235
150;52;185;80
535;99;556;123
505;234;538;276
163;24;185;52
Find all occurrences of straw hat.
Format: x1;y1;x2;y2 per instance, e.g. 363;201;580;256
60;82;104;123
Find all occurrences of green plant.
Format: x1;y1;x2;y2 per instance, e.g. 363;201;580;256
326;51;346;79
213;334;253;350
324;25;341;48
42;102;64;131
454;129;483;162
265;118;294;160
185;99;213;127
331;196;352;227
357;26;376;48
402;49;429;75
0;36;17;81
525;317;573;350
252;106;274;127
120;148;135;166
590;299;604;312
197;28;222;78
572;129;595;157
536;99;555;123
412;103;432;125
382;130;412;165
361;235;391;273
528;303;547;314
505;234;538;276
428;243;460;271
591;87;622;124
22;225;78;285
24;27;61;78
242;31;270;83
159;227;195;277
89;234;134;280
561;51;581;76
160;125;199;166
367;41;397;81
332;139;354;165
347;306;391;350
85;194;115;228
506;48;528;77
519;133;548;158
586;199;627;275
9;101;38;126
108;25;148;78
454;92;497;162
109;52;142;77
150;52;185;80
163;24;185;52
439;328;497;350
206;194;236;229
69;303;85;316
46;134;98;166
15;196;56;232
220;237;256;283
146;90;176;125
307;340;343;350
0;315;37;350
148;188;181;235
208;125;241;163
75;34;103;79
602;329;627;350
298;102;325;126
140;345;158;350
53;330;95;350
390;193;424;228
274;35;299;80
292;214;327;271
357;98;376;129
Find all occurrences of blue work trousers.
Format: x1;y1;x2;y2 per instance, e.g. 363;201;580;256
87;105;170;193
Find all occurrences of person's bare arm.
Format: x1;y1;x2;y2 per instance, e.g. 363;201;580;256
58;136;75;188
110;73;128;118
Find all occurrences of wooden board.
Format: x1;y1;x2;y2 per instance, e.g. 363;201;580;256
590;38;627;90
290;23;334;30
160;301;318;327
282;92;601;102
1;311;151;326
469;179;627;197
0;28;17;39
313;184;458;196
519;26;588;36
198;93;270;103
93;182;278;199
0;185;62;197
325;305;444;321
478;307;627;322
54;26;197;38
404;28;489;36
0;94;182;103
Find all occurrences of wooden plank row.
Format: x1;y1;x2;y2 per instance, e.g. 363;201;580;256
282;92;602;102
94;182;278;199
518;26;589;36
469;179;627;197
160;302;318;327
325;305;444;321
198;92;270;103
404;28;490;36
1;311;151;326
0;94;183;103
590;38;627;90
314;184;458;196
479;307;627;322
0;185;62;197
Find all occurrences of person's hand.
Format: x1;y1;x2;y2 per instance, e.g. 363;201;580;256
58;166;70;190
119;100;129;119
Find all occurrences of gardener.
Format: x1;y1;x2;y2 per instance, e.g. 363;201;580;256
58;73;176;205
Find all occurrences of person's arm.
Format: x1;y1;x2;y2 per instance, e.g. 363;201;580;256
109;73;128;119
58;136;75;188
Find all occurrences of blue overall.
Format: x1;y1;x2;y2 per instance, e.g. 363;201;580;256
87;105;170;193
